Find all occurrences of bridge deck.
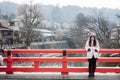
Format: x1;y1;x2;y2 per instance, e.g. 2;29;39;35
0;72;119;80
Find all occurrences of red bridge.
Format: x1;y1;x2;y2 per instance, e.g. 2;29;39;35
0;49;120;80
1;49;120;74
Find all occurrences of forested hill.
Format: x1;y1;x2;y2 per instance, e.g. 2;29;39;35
0;1;120;23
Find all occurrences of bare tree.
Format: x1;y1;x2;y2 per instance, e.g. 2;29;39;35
69;13;92;48
70;12;112;48
87;14;111;48
116;15;120;48
116;25;120;48
18;3;43;48
110;15;120;48
111;25;120;48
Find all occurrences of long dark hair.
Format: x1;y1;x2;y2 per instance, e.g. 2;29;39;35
89;36;96;46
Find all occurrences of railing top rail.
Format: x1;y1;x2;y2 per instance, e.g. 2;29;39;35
3;49;120;54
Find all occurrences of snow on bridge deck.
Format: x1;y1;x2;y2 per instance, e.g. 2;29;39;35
0;72;119;80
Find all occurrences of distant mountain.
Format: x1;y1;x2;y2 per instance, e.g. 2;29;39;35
0;1;18;15
0;1;120;23
40;5;120;23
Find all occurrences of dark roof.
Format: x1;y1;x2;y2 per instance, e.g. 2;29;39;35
0;22;12;30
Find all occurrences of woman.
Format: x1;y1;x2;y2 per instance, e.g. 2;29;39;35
0;49;4;66
85;33;100;77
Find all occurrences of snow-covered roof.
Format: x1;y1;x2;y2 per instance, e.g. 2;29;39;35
33;29;55;37
33;29;53;33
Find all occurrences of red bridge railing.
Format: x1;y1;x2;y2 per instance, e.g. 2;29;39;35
0;49;120;75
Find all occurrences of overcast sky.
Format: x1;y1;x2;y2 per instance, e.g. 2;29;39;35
0;0;120;9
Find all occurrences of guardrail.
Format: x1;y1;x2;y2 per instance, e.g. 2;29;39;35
0;49;119;75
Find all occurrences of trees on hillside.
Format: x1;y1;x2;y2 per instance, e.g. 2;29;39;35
69;12;113;48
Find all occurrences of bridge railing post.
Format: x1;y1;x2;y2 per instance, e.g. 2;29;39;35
6;49;13;74
34;61;39;69
61;50;68;75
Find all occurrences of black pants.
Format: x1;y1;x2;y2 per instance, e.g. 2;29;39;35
88;56;97;75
